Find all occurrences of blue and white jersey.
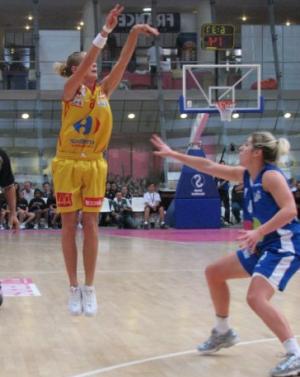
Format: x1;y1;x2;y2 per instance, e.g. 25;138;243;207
243;163;300;255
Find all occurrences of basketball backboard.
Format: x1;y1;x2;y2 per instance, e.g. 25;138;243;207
179;64;264;121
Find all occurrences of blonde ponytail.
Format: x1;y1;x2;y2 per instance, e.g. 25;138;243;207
53;62;68;77
277;137;290;158
53;52;84;78
251;131;290;163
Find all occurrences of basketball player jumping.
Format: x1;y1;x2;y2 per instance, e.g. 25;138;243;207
53;4;159;317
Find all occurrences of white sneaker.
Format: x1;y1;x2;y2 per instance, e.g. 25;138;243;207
33;224;39;230
68;286;82;316
271;353;300;377
197;328;239;354
81;285;98;317
20;223;26;230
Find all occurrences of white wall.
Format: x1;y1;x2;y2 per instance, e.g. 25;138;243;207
39;30;80;90
180;13;197;33
242;25;300;89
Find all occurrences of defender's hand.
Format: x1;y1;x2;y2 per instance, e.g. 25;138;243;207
151;134;174;158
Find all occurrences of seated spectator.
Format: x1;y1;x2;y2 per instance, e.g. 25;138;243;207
215;161;231;225
110;182;118;198
42;181;52;199
17;190;35;229
14;182;21;195
231;183;244;224
28;189;48;229
105;182;111;196
110;191;137;229
106;182;118;201
104;181;119;226
22;181;34;203
121;185;132;204
114;174;123;188
143;183;166;229
47;191;61;229
101;182;113;226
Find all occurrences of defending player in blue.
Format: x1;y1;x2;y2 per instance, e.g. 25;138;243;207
151;131;300;377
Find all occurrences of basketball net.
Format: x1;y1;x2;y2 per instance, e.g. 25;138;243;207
216;100;236;122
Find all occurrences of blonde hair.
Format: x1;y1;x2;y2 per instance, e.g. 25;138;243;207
251;131;290;163
53;51;84;77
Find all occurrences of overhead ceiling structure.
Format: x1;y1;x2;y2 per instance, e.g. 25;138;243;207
0;0;299;30
0;0;84;31
0;0;300;160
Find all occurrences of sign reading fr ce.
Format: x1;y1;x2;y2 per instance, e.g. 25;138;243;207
115;13;180;33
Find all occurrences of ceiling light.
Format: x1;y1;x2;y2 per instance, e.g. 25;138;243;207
21;113;30;120
28;15;33;21
180;113;188;119
242;16;247;22
232;113;240;119
25;25;30;30
286;21;291;26
76;26;81;30
79;21;84;26
284;112;292;119
128;113;135;119
143;7;152;12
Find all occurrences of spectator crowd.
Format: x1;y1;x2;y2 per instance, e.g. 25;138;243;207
0;175;167;230
1;174;299;231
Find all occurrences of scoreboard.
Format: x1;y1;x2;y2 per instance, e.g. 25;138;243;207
201;24;235;50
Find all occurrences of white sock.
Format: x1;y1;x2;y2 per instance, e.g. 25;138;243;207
283;338;300;357
214;315;230;334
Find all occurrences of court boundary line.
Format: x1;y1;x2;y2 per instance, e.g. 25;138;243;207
70;335;300;377
99;232;238;245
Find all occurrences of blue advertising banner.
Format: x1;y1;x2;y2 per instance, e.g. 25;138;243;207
173;148;221;229
175;149;219;199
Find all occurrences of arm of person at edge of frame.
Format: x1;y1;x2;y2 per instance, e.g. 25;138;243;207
150;134;245;183
4;184;19;230
63;4;124;102
101;24;160;98
237;170;298;252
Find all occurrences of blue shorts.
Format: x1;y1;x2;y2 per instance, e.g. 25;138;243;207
237;248;300;291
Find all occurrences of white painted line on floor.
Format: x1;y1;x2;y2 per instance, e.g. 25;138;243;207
103;234;229;246
70;335;300;377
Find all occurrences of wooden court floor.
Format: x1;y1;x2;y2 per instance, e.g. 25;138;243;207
0;229;300;377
